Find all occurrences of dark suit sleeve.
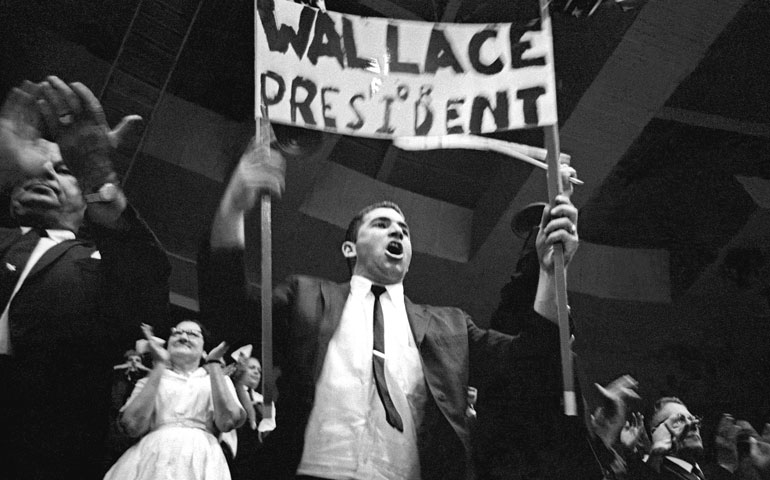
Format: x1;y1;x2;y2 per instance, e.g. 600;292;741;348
197;239;292;366
89;204;170;354
89;204;169;350
198;238;257;345
467;309;560;386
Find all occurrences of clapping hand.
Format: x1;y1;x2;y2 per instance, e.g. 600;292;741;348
38;76;142;163
206;341;230;364
0;81;55;190
140;323;169;366
229;351;251;385
650;418;675;454
620;412;651;453
37;76;141;225
714;414;739;467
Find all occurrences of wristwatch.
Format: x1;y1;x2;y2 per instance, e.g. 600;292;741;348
85;183;119;203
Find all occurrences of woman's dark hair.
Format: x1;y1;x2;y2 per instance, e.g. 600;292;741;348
168;319;212;350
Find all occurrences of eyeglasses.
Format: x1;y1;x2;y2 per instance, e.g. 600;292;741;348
654;413;702;431
170;328;203;339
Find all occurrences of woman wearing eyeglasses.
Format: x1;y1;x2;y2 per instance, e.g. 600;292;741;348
104;321;246;480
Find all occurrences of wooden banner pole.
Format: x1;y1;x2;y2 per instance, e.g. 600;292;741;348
257;114;275;416
539;0;576;416
260;188;274;412
256;0;274;415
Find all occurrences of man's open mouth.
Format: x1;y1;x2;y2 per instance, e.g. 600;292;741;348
385;241;404;259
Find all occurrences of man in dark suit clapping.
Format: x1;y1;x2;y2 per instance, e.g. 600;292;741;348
0;77;170;480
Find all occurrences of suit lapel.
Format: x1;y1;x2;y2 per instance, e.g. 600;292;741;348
26;240;82;279
405;297;431;348
313;281;350;381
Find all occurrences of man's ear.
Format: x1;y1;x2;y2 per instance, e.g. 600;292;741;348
341;241;356;259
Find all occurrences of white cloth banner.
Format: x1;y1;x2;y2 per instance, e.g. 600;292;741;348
255;0;557;138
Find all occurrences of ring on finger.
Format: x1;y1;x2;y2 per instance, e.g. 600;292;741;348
570;224;577;235
58;112;75;125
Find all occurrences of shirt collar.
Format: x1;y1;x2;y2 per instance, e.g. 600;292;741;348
20;226;76;243
666;456;699;473
168;366;208;379
350;275;405;306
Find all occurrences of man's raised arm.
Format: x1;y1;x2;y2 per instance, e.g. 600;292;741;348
211;124;286;250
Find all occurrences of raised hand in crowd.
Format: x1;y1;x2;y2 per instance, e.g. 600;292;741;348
751;436;770;475
230;123;286;209
713;413;740;473
0;81;50;189
206;339;231;365
731;419;770;479
650;415;675;455
35;76;136;226
211;121;286;249
590;374;640;449
620;412;651;454
140;323;170;366
535;164;579;272
37;76;141;153
533;162;579;321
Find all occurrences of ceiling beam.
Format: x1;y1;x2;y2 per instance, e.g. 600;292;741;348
376;146;399;182
563;0;750;208
299;161;474;262
688;176;770;295
358;0;423;20
458;0;749;319
441;0;463;22
687;208;770;297
655;106;770;138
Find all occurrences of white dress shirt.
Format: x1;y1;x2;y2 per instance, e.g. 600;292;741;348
297;275;427;480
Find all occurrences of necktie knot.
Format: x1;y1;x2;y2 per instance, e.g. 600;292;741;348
371;285;386;298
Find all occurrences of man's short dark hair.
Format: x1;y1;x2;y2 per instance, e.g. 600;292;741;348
651;396;685;429
344;201;405;244
343;201;405;272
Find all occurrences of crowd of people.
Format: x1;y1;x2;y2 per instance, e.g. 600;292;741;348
0;75;767;480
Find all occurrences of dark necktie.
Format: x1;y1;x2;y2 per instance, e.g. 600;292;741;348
0;229;45;309
371;285;404;432
692;466;706;480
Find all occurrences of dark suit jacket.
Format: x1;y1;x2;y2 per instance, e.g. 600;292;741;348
199;245;560;480
0;207;170;480
702;463;734;480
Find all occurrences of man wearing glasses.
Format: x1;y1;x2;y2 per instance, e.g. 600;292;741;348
649;397;707;480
